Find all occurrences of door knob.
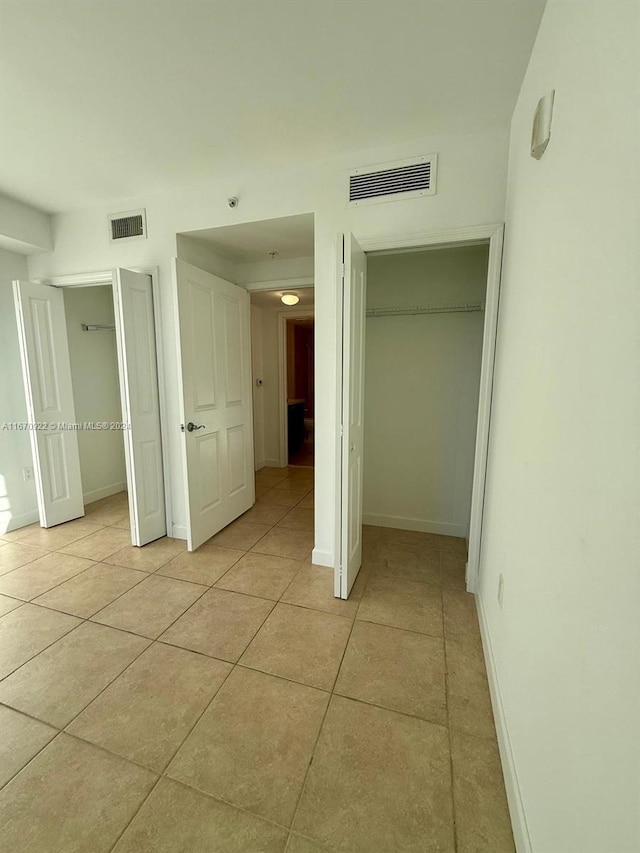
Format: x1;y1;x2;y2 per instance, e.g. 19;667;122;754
186;422;205;432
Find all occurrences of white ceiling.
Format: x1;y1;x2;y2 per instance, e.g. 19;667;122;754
250;288;315;310
184;213;314;263
0;0;546;213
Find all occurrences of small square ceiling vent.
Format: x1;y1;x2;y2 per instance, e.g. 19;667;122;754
347;154;437;207
108;209;147;242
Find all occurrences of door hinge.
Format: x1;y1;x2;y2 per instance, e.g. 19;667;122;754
341;262;346;278
340;424;344;437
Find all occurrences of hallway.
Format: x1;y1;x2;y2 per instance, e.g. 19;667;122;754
0;469;512;852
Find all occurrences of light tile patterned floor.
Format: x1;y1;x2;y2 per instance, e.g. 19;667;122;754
0;470;514;852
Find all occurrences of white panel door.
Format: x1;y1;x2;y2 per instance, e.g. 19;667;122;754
336;233;367;599
113;269;166;546
13;280;84;527
174;259;255;550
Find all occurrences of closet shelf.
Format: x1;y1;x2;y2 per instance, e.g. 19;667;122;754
366;302;484;318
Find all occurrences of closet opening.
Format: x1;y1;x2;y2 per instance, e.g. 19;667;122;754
362;244;489;545
62;284;128;520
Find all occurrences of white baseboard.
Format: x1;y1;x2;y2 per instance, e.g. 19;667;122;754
83;482;126;505
362;512;466;538
311;547;334;568
476;595;532;853
1;508;40;533
254;459;265;471
171;524;187;541
263;457;283;468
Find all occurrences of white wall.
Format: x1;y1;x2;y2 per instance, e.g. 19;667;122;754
478;2;640;851
0;192;52;254
27;127;510;557
63;287;127;503
0;249;39;532
364;246;487;537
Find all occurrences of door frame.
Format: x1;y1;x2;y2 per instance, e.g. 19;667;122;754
277;307;315;467
33;267;173;539
339;223;504;593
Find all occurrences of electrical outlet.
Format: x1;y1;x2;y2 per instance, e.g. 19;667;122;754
497;573;505;608
22;467;34;482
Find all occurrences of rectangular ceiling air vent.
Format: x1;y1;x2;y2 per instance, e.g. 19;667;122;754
108;209;147;242
347;154;437;207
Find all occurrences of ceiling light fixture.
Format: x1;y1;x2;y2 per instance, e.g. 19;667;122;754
281;293;300;306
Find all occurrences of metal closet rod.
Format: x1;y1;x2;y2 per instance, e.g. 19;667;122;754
366;302;484;318
81;323;116;331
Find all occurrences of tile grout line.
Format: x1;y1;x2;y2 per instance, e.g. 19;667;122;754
285;536;374;848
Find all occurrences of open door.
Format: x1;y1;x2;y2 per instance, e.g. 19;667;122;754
13;280;84;527
336;233;367;599
174;259;255;550
112;269;166;546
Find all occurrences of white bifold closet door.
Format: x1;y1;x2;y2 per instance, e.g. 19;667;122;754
13;280;84;527
336;233;367;599
112;268;166;546
174;259;255;551
13;272;166;546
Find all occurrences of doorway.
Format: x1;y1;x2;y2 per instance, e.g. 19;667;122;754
175;212;315;550
13;269;167;546
286;316;314;467
335;226;504;599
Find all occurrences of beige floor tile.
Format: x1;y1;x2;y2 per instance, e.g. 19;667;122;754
84;501;131;526
441;551;466;589
114;777;288;853
252;527;314;562
281;565;358;618
0;594;23;616
255;473;286;489
58;526;132;560
357;574;443;637
276;507;315;532
0;621;150;727
110;514;131;529
285;835;328;853
156;545;244;585
270;482;312;498
33;563;147;618
258;489;308;508
168;667;329;827
0;542;50;575
0;705;57;788
373;542;441;586
0;522;41;543
19;518;104;550
439;535;468;556
0;603;80;679
255;485;272;499
0;551;96;600
92;574;207;639
296;493;315;509
259;466;289;479
161;588;274;662
216;551;301;600
104;536;186;572
443;586;480;637
294;696;454;853
0;733;156;853
240;501;291;526
446;634;497;739
451;729;515;852
241;603;352;691
378;527;440;549
210;519;271;551
335;621;447;724
68;642;231;771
